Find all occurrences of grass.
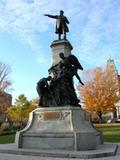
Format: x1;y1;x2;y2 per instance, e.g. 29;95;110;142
0;134;15;144
0;124;120;143
96;127;120;142
94;123;120;128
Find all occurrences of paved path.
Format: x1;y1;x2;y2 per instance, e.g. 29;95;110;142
0;143;120;160
0;153;120;160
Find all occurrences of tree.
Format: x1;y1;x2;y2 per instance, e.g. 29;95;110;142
14;94;30;108
0;62;12;121
0;92;12;113
77;67;119;123
6;106;21;123
14;94;30;126
29;98;39;109
6;95;37;125
0;62;11;92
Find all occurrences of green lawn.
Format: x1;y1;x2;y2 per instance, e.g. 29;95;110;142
0;125;120;143
0;134;15;144
97;127;120;142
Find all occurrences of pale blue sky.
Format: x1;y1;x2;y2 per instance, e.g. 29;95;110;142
0;0;120;103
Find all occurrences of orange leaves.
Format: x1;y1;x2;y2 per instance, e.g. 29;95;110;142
78;67;119;114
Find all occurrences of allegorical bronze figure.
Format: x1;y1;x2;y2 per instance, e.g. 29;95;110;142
44;10;69;40
37;53;84;107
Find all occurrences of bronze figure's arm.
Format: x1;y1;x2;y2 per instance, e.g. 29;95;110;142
44;14;57;19
65;17;70;24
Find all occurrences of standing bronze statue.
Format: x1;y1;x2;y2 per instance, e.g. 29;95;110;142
44;10;69;40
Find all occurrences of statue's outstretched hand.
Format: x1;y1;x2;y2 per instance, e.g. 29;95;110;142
44;14;49;16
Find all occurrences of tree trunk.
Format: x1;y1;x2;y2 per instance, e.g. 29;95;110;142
113;110;117;119
98;111;102;123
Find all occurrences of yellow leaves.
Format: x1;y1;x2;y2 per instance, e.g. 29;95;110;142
6;96;38;123
6;107;20;122
6;105;36;123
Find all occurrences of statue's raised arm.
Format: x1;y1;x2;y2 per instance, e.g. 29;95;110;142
44;10;69;40
44;14;57;19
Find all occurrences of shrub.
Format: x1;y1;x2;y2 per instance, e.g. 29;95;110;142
11;123;21;131
0;123;10;132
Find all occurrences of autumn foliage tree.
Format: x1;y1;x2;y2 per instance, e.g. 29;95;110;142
6;95;38;125
77;67;119;122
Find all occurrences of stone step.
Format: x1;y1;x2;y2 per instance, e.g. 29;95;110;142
0;143;118;159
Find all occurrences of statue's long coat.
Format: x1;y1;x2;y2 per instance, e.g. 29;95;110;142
47;15;69;34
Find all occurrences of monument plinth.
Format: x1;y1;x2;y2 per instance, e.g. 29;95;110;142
50;39;73;66
16;106;103;151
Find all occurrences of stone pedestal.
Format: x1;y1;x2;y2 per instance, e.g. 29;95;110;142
50;39;73;66
16;106;103;151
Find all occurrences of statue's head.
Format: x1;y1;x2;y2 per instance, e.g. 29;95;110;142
60;10;64;15
59;52;65;59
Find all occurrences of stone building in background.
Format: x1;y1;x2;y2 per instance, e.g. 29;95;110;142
106;58;120;119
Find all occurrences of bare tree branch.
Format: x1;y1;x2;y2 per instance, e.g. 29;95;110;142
0;62;11;91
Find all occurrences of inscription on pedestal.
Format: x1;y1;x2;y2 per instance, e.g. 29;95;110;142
43;111;61;120
38;111;71;121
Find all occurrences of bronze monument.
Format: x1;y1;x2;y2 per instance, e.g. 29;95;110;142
44;10;69;40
